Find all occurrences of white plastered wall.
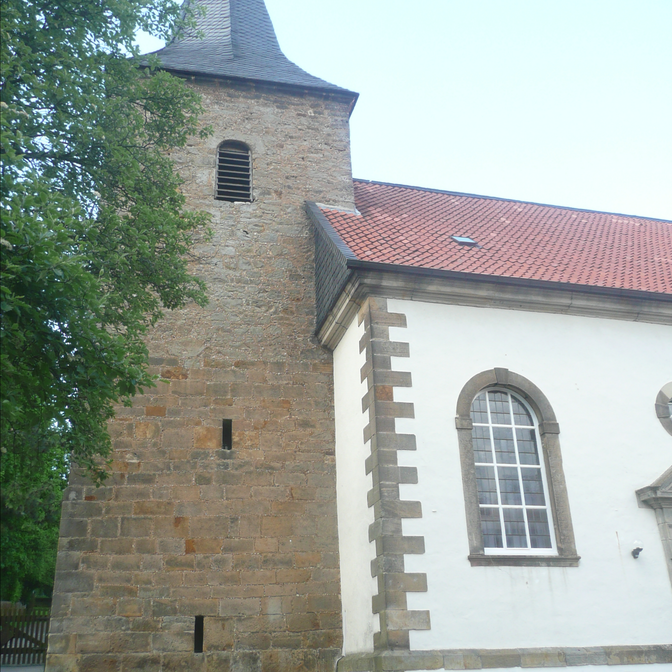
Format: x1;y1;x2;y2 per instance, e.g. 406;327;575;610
388;299;672;650
333;316;379;653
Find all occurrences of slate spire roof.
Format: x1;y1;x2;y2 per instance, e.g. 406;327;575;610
146;0;355;96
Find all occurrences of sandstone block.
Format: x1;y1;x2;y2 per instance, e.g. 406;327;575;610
185;538;222;554
195;426;221;449
145;406;167;417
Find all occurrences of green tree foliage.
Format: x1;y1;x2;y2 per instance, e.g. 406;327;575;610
0;0;210;601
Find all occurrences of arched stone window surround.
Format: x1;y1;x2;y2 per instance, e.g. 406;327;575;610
655;382;672;437
215;140;252;202
455;368;579;567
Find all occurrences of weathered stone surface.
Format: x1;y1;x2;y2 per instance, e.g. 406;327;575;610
47;78;354;670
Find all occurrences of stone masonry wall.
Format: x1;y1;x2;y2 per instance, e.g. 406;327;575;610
46;80;355;672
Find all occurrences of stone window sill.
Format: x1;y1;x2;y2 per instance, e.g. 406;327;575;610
468;554;581;567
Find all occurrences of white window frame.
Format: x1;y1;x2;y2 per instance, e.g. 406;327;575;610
472;388;558;556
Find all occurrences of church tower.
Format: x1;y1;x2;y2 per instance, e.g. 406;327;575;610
47;1;357;670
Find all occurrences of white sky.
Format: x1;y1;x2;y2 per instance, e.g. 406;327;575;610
138;0;672;220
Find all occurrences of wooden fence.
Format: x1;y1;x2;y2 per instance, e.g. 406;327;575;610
0;603;50;666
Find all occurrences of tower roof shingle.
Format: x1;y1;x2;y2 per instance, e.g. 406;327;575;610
144;0;356;97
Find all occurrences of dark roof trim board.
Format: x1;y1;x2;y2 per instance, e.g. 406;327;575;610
345;258;672;306
315;264;672;350
143;0;358;105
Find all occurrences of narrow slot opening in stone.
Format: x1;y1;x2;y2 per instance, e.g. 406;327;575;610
222;419;233;450
194;615;204;653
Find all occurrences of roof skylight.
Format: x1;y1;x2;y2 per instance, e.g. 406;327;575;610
451;235;478;246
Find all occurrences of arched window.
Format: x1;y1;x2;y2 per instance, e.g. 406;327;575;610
455;368;579;566
216;141;252;202
471;389;555;552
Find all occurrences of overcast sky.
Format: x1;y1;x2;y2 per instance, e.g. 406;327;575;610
138;0;672;220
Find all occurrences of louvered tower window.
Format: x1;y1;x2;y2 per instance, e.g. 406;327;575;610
216;141;252;202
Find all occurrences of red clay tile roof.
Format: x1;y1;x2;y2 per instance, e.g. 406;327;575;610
318;180;672;295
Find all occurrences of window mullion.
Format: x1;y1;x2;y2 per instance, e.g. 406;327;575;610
508;392;532;549
486;391;507;550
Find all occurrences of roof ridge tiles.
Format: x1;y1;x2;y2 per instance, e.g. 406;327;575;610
352;178;672;223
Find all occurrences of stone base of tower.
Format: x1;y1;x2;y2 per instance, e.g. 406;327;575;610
45;355;345;672
47;649;341;672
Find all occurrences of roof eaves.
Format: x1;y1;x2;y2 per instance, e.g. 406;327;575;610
345;258;672;303
139;63;359;115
